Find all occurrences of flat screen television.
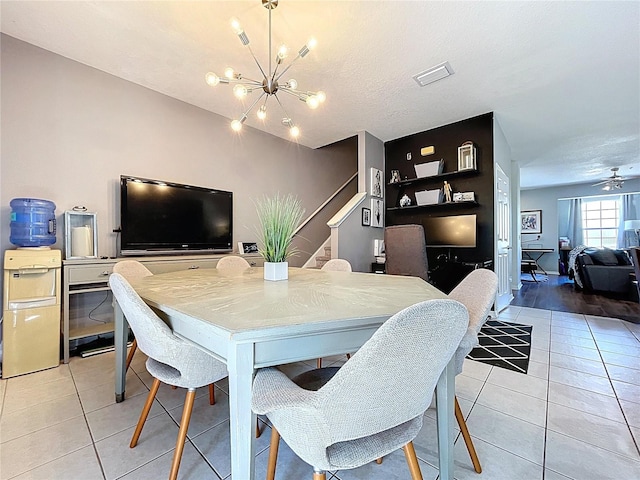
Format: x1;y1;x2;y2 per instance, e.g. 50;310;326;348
423;214;476;248
119;175;233;255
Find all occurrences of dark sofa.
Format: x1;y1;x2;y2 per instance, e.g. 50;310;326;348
575;248;634;294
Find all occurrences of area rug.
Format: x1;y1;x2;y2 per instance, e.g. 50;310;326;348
467;319;532;374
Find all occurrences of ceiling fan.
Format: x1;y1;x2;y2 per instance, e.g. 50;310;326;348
592;167;625;190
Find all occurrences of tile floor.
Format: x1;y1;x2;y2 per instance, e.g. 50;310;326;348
1;306;640;479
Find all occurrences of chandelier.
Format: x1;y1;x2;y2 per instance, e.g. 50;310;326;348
205;0;325;138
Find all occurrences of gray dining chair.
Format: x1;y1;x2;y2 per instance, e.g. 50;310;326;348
113;260;153;372
447;268;498;473
109;273;229;480
321;258;352;272
217;255;251;270
252;298;469;480
384;224;430;282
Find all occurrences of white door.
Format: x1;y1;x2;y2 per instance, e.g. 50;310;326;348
495;164;513;311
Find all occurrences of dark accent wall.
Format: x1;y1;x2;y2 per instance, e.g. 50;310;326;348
384;113;495;284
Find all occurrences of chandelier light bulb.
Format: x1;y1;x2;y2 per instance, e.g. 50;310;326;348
231;119;243;132
288;79;298;90
306;96;319;109
233;84;248;99
224;67;235;79
205;72;220;86
290;125;300;138
307;38;317;50
230;17;243;34
316;90;326;103
277;45;288;61
257;105;267;120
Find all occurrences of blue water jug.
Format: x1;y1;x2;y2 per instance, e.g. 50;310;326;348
9;198;57;247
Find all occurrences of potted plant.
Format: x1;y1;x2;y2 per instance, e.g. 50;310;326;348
255;193;305;281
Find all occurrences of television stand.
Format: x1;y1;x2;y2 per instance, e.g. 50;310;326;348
61;253;264;363
429;257;493;293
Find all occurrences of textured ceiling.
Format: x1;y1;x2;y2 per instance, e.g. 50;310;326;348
1;1;639;189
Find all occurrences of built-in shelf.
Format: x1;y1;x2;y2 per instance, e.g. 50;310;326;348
387;200;479;212
69;321;115;341
388;169;478;188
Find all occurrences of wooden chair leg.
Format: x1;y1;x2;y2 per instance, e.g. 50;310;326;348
455;396;482;473
266;426;281;480
130;377;160;448
169;388;197;480
171;385;177;390
402;441;423;480
316;358;322;368
346;353;351;360
376;457;383;464
256;418;262;438
125;338;137;372
312;470;327;480
209;384;215;405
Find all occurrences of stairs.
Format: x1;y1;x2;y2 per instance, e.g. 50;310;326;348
314;246;332;269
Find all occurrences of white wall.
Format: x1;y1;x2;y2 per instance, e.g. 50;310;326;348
520;179;640;273
1;35;356;263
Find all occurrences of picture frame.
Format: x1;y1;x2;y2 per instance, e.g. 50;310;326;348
361;207;371;226
370;167;383;198
371;198;384;228
237;241;259;254
520;210;542;234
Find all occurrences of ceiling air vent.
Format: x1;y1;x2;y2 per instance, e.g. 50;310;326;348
413;62;454;87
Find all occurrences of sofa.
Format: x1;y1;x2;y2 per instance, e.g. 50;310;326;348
574;248;634;294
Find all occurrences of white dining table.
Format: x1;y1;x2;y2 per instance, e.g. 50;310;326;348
113;267;457;480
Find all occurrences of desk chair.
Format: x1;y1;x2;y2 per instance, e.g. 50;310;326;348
113;260;153;372
109;273;229;480
384;225;430;282
448;268;498;473
521;259;538;282
252;299;469;480
216;255;251;270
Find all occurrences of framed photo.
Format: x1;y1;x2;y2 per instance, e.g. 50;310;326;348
371;198;384;228
361;207;371;226
237;241;259;254
370;167;383;198
520;210;542;234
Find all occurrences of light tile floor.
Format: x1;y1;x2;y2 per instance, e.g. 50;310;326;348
1;306;640;479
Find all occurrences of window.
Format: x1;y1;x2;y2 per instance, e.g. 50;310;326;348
581;199;619;248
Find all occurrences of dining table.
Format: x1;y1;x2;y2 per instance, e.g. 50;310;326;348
113;266;457;480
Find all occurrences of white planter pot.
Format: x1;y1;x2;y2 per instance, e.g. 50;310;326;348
264;261;288;281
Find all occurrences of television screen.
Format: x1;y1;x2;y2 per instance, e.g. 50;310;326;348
120;176;232;255
423;214;476;248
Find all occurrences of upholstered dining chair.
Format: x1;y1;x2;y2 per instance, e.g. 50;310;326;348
317;258;353;368
384;224;430;282
216;255;251;270
447;268;498;473
109;273;229;480
321;258;352;272
113;260;153;372
252;298;469;480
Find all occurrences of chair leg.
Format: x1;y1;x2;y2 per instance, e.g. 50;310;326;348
402;442;423;480
209;384;215;405
376;457;383;464
266;426;281;480
346;353;351;360
312;469;326;480
169;388;197;480
455;396;482;473
130;377;161;448
256;418;262;438
125;338;137;372
316;358;322;368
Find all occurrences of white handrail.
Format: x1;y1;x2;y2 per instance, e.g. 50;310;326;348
294;172;358;235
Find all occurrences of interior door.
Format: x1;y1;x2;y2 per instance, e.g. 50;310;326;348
495;164;513;311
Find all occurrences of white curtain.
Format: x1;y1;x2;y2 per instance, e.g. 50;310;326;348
567;198;583;247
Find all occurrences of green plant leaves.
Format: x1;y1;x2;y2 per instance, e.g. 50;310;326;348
255;193;305;263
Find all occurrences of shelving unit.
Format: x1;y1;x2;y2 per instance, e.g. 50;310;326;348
388;200;478;212
388;168;479;188
388;169;479;209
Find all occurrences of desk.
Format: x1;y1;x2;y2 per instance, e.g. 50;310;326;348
113;267;455;480
522;248;555;275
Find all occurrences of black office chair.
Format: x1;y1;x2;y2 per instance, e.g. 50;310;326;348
384;225;430;282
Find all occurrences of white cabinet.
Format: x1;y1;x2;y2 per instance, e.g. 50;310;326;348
62;254;264;362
